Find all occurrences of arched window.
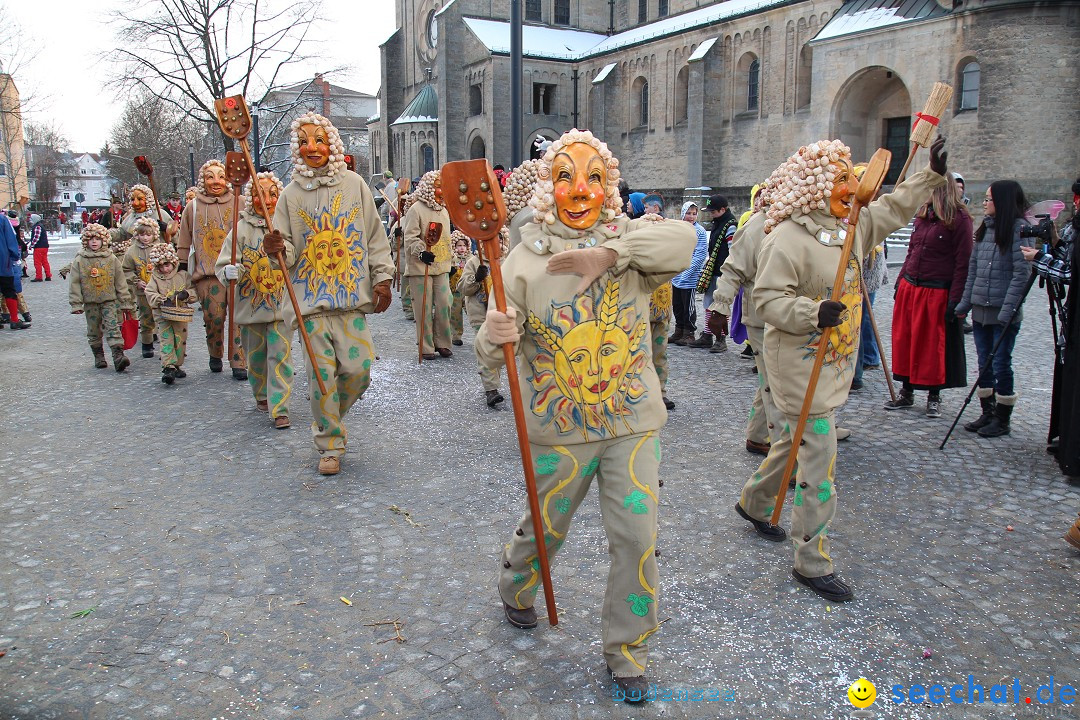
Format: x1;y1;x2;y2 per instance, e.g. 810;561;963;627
470;136;486;160
960;61;979;110
659;0;669;18
554;0;570;25
421;143;435;173
631;76;649;128
796;45;812;110
638;0;648;23
525;0;541;22
748;59;760;111
675;65;689;124
469;84;483;116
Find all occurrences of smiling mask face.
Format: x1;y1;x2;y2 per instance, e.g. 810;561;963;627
203;164;228;197
552;142;607;230
829;156;857;220
297;123;330;169
131;190;148;214
252;177;280;219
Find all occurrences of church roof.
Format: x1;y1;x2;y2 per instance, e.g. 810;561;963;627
392;85;438;125
462;1;791;61
814;0;950;42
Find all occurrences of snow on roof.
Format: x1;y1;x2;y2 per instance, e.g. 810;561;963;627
585;0;785;56
462;17;606;60
434;0;458;17
592;63;617;84
462;1;786;61
392;85;439;125
687;36;719;62
366;112;381;125
814;0;949;43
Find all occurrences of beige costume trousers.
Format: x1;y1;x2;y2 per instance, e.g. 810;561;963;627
241;321;293;419
740;412;838;577
498;431;662;677
407;273;452;354
304;311;374;457
193;276;245;368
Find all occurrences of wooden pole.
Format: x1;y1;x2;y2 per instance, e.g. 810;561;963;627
439;159;557;625
418;263;430;364
770;149;892;526
227;183;242;364
860;275;896;403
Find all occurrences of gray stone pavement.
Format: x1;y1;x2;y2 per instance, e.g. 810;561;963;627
1;242;1078;719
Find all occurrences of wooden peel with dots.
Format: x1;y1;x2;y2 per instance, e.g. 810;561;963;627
440;159;558;626
224;151;250;363
214;95;327;396
770;148;891;526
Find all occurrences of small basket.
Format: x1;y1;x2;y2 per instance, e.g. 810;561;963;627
159;304;194;323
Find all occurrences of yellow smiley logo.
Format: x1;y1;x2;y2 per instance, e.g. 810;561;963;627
848;678;876;709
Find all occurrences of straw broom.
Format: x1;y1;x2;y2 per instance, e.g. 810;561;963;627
894;82;953;184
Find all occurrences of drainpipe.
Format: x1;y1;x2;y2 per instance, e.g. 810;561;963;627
608;0;615;35
572;70;579;127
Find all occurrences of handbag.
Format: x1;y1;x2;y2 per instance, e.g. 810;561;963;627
121;310;138;350
729;288;748;345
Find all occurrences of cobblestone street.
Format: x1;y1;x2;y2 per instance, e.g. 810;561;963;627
1;242;1078;719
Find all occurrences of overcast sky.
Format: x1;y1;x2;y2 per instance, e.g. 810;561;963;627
4;0;397;151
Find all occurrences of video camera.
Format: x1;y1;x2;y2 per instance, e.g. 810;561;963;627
1020;214;1055;243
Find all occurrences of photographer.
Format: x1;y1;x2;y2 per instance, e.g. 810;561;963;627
955;180;1032;438
1022;178;1079;495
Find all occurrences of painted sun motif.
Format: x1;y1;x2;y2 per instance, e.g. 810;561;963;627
135;257;151;285
527;280;650;440
199;208;232;262
294;191;366;306
804;255;862;376
88;264;111;292
238;247;285;311
649;283;672;319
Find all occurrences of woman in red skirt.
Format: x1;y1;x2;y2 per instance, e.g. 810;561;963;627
886;178;974;417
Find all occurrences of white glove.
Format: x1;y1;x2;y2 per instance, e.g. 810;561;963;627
223;264;239;281
485;307;521;345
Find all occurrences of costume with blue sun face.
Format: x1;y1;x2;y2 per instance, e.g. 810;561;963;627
293;191;366;307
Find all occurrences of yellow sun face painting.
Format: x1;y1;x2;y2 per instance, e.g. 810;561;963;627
88;264;111;293
238;247;285;311
804;254;862;375
294;191;364;305
528;280;649;440
199;208;231;263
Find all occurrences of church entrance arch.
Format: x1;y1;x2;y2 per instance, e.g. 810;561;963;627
831;67;912;184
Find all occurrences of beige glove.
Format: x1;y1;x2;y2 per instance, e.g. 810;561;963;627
547;246;618;295
485;307;520;345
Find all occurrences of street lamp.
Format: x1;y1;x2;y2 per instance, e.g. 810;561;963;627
189;145;195;188
251;103;261;169
511;0;522;166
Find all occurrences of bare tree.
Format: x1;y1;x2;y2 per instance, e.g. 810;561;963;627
107;0;323;153
24;121;74;213
104;91;210;196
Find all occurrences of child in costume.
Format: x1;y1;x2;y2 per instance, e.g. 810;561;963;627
262;112;395;476
122;217;165;359
476;129;695;701
456;227;510;408
110;184;175;248
68;223;133;371
736;138;948;603
402;171;454;359
177;159;246;379
145;243;196;385
216;170;295;429
448;231;471;346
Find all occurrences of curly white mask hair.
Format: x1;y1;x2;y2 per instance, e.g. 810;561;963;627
529;129;621;225
764;139;851;233
129;184;157;212
502;159;540;218
244;171;285;215
148;242;179;268
132;216;161;241
195;159;227;195
289;112;347;179
413;170;442;211
80;223;110;249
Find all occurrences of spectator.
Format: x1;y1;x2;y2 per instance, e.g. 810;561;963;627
955;180;1032;437
668;201;707;346
886;176;973;416
954;173;970;206
626;192;646;219
59;211;67;238
1022;177;1078;484
28;213;51;281
692;195;737;351
1;212;30;329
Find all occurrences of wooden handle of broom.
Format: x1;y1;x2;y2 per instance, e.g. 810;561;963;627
770;149;891;526
860;275;896;403
439;158;557;626
896;82;953;185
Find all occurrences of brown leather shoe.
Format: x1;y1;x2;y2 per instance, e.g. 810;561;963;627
256;399;269;412
1065;514;1080;552
422;352;438;360
503;602;537;629
274;416;290;429
436;347;453;358
318;455;340;475
607;666;650;704
745;439;770;456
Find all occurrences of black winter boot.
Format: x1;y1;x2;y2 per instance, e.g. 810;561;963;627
964;388;996;432
91;344;107;369
111;346;130;372
978;394;1015;437
666;327;686;344
142;342;155;359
